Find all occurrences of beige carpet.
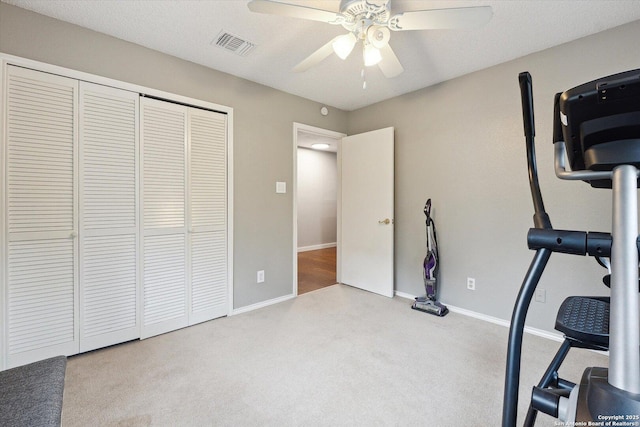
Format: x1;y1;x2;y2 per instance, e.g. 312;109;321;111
62;284;608;426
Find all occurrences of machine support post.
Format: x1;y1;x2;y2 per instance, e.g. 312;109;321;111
609;165;640;393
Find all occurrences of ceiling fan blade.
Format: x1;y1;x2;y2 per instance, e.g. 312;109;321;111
390;6;492;31
378;44;404;78
248;0;343;24
293;36;341;73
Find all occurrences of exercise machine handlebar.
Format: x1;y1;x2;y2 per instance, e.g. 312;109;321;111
527;229;640;257
520;72;535;139
519;72;551;230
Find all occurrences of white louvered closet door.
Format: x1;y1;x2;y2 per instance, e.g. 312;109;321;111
188;108;228;325
140;98;188;339
79;82;139;352
4;66;79;368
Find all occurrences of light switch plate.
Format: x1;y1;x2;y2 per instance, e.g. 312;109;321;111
276;181;286;194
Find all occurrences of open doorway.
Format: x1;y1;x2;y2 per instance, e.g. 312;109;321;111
293;123;345;295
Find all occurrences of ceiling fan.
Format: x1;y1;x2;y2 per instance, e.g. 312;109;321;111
247;0;493;79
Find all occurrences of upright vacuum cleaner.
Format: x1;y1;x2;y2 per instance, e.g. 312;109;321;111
412;199;449;317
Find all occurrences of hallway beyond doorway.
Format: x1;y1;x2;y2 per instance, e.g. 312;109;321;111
297;247;336;295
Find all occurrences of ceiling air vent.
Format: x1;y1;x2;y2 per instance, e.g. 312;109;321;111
213;30;256;57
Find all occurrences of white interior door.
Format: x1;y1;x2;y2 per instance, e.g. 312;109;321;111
79;82;139;352
340;127;394;297
140;98;188;339
187;107;228;324
4;66;80;367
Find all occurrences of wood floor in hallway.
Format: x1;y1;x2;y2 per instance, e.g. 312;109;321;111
297;247;336;295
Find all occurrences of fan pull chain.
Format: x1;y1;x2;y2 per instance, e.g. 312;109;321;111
361;68;367;89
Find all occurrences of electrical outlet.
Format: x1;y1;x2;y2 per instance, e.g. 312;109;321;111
535;288;546;303
257;270;265;283
467;277;476;291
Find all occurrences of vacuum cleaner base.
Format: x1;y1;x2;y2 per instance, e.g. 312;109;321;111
412;299;449;317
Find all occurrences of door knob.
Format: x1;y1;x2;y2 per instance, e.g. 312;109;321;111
69;231;77;239
378;218;391;225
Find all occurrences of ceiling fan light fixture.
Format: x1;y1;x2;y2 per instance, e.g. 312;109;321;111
367;26;390;49
248;0;494;80
363;44;382;66
332;32;357;60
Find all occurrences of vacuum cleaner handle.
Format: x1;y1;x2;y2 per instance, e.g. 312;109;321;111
424;198;432;218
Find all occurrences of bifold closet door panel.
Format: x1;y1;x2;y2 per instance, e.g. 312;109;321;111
142;233;187;338
79;82;139;352
4;66;79;367
190;231;227;323
188;108;228;324
140;98;188;339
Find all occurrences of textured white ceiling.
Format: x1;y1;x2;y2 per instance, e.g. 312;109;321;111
298;130;340;152
4;0;640;111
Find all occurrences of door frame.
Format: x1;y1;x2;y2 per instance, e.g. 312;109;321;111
292;123;346;296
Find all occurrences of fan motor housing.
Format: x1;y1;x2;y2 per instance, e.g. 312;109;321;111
339;0;390;27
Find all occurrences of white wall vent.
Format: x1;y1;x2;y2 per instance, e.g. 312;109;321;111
213;30;256;56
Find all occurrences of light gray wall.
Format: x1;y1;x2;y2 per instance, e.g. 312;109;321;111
3;1;640;333
0;2;348;309
347;20;640;332
297;148;337;250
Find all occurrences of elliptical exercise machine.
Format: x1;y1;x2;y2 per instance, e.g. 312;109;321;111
502;70;640;426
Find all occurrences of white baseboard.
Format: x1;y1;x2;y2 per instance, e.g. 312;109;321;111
444;303;564;343
297;243;336;252
394;291;416;301
394;290;564;343
231;293;295;316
